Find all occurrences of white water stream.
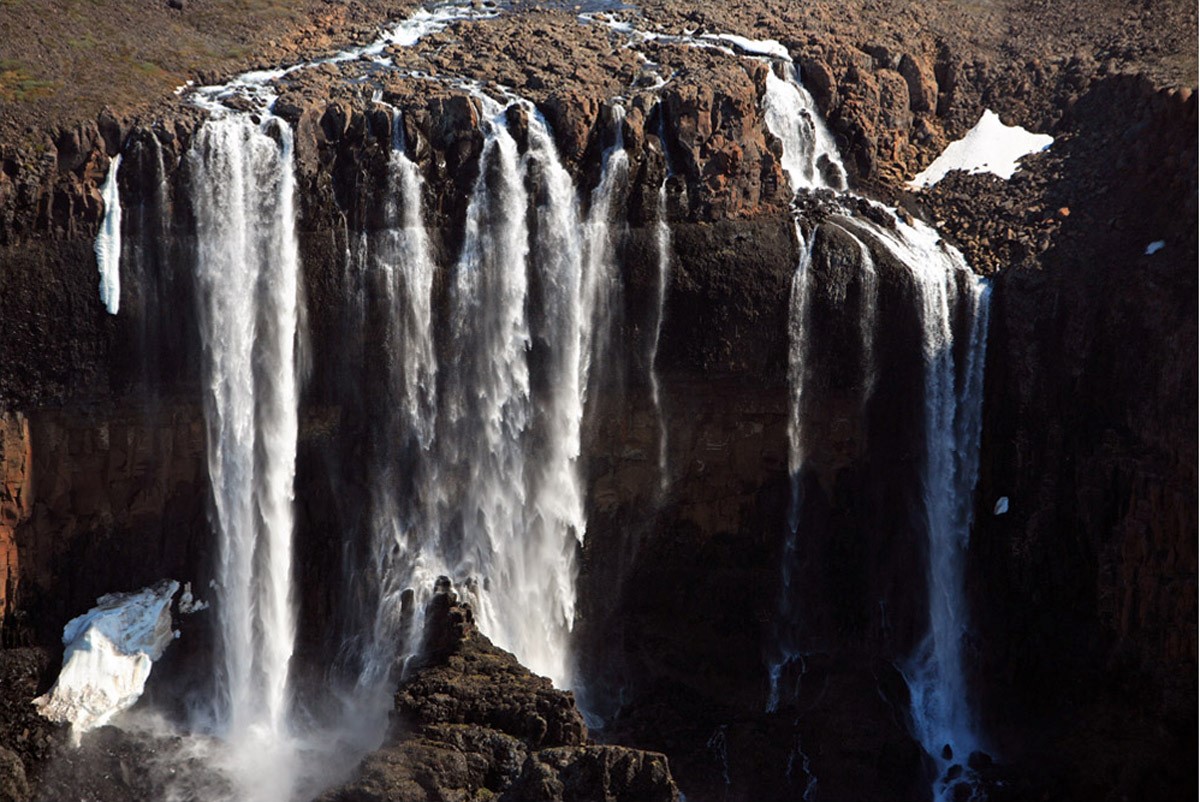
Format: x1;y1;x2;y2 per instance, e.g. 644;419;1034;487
188;112;301;801
753;33;993;798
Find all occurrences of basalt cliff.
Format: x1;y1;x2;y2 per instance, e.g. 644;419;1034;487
0;1;1195;801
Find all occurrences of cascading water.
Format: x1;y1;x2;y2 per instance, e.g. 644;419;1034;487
580;103;630;400
766;224;814;713
187;111;301;799
349;90;622;691
95;153;123;315
761;53;848;711
68;8;1002;801
859;215;992;798
754;37;993;798
648;113;672;493
353;104;440;694
784;225;816;534
762;64;846;192
649;177;672;491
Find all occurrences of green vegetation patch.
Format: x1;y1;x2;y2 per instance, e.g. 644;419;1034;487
0;60;60;103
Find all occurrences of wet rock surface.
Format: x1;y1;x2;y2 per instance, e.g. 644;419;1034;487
0;2;1195;802
319;589;678;802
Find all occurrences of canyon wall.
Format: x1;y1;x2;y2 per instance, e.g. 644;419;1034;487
0;6;1194;802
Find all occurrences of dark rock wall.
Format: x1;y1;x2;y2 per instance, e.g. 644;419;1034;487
0;35;1193;802
967;77;1198;802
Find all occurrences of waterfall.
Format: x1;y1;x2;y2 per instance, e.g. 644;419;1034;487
854;214;992;798
95;153;123;315
649;175;671;492
188;112;300;764
759;50;993;795
352;92;614;690
762;58;846;711
519;100;594;685
381;112;438;451
855;228;879;398
785;225;815;534
762;64;846;192
580;104;629;397
354;106;440;693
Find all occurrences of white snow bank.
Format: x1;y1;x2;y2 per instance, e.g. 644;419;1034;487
94;154;123;315
909;110;1053;189
993;496;1009;515
34;580;179;745
1145;240;1165;255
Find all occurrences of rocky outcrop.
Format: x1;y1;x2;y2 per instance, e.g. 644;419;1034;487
0;415;32;635
320;587;678;802
0;746;28;802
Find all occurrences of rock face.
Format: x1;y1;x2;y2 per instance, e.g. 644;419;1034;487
0;415;32;632
966;75;1198;801
319;588;679;802
0;746;29;802
0;649;57;793
0;3;1194;802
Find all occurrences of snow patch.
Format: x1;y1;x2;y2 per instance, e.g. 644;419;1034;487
34;580;179;745
94;154;123;315
1145;240;1165;255
993;496;1009;515
909;110;1053;189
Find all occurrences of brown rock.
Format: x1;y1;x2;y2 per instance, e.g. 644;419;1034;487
0;746;29;802
398;592;587;750
899;53;938;113
0;413;32;628
321;590;678;802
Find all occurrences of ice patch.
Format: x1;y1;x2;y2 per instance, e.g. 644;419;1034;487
993;496;1009;515
909;110;1053;189
94;154;123;315
34;580;179;745
1145;240;1165;255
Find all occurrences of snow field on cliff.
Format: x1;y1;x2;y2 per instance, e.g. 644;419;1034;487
910;109;1054;188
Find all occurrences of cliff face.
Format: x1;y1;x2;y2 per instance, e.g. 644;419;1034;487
968;76;1197;801
0;2;1195;801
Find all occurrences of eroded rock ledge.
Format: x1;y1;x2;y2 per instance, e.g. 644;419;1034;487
320;585;678;802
